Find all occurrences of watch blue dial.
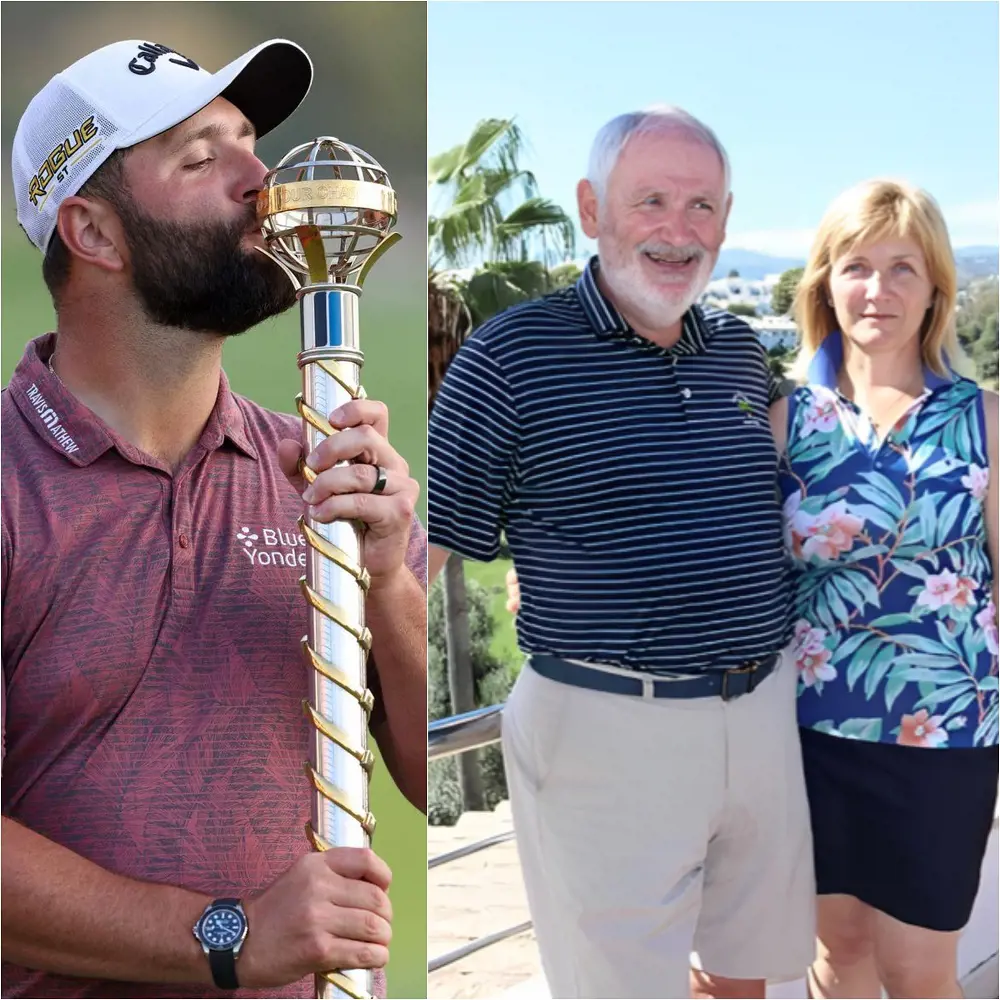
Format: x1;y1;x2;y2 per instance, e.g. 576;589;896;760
199;906;245;948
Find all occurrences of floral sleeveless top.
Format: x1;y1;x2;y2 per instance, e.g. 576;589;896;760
778;333;997;749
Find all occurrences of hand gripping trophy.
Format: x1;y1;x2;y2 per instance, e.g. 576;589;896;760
257;138;400;1000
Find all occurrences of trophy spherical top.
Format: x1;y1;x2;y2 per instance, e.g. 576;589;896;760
259;137;398;285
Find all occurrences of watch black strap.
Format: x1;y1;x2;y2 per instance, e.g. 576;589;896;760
209;947;239;991
208;898;241;991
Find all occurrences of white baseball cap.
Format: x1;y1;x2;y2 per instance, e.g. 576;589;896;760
13;39;313;252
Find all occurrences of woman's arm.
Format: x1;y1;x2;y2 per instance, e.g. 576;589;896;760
768;395;789;457
983;389;999;605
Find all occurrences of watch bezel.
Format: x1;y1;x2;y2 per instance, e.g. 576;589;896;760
193;901;249;955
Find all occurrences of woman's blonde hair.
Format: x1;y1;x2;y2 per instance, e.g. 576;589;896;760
792;179;974;381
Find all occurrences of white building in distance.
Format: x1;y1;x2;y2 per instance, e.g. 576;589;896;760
700;274;783;315
748;315;800;351
698;273;800;351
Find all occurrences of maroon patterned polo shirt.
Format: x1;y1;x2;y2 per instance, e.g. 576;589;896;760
2;334;425;999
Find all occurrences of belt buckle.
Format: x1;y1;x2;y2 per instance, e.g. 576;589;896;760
721;659;760;701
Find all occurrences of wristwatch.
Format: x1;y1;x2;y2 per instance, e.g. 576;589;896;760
193;898;249;990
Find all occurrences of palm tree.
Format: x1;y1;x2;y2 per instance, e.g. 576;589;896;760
429;118;577;329
428;119;577;813
428;275;472;408
429;117;576;272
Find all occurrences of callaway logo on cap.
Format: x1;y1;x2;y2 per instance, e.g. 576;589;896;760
12;38;313;252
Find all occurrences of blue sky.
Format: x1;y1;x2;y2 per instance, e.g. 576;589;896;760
428;1;999;258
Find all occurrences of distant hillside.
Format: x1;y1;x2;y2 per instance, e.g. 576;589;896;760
955;246;1000;283
714;245;999;284
713;249;803;280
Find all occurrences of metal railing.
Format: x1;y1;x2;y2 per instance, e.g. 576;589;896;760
428;704;502;759
427;702;534;974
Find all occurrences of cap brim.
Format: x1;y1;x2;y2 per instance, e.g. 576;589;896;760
220;40;313;138
126;39;312;148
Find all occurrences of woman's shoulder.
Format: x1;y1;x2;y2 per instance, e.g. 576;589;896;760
923;374;988;415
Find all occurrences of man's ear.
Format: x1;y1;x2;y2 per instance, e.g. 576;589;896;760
577;179;600;240
55;196;128;274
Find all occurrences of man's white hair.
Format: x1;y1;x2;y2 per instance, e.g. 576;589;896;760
587;105;731;202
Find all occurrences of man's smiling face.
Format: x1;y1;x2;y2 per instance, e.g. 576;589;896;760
583;128;731;333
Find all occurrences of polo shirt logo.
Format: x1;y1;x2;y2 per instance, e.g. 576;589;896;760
236;524;307;568
732;392;763;427
25;384;80;454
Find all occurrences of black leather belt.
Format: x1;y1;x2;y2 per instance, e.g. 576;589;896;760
527;652;779;701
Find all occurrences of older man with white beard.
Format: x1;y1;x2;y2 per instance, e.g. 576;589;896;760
427;107;815;999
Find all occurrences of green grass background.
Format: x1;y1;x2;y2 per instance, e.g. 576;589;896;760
463;559;521;670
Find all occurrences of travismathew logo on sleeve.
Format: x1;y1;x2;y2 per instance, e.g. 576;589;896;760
25;384;80;454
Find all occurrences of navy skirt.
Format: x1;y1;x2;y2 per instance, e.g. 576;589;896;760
799;726;998;932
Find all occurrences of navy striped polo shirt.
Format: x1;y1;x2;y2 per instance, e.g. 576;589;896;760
429;257;792;673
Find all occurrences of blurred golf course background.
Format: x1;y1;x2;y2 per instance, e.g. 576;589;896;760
1;4;427;996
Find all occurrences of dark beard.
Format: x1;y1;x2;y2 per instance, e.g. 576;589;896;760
119;199;297;335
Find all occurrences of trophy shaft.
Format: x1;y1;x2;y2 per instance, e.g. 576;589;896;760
259;136;400;1000
299;288;374;1000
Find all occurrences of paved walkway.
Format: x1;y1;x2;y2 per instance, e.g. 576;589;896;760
428;802;540;999
429;802;998;1000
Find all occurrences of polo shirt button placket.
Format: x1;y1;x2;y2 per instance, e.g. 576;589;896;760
170;478;197;594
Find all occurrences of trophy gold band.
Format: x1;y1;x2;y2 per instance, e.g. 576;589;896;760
258;138;401;1000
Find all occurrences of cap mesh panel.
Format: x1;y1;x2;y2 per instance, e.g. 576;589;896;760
14;79;120;250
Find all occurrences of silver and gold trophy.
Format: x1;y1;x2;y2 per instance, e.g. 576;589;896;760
258;138;400;1000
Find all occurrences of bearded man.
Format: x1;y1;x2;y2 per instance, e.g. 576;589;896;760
2;39;426;998
427;108;814;999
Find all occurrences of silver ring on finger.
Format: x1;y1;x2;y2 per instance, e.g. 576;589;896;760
371;465;388;495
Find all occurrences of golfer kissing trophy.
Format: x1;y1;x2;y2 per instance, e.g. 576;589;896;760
258;138;400;1000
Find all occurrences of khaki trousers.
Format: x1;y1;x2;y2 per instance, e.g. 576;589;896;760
501;646;816;999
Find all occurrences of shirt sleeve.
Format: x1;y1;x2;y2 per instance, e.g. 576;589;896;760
428;333;519;563
403;513;427;590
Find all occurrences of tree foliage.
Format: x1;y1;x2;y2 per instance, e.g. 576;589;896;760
766;344;797;384
772;267;804;317
956;277;999;388
727;302;757;317
427;121;578;823
428;578;517;825
428;118;576;272
428;119;580;386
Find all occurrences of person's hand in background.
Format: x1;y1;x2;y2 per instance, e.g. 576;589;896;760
505;567;520;615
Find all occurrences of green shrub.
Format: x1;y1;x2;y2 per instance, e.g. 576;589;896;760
428;572;521;824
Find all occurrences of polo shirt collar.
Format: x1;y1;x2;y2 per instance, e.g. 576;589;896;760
575;255;710;355
201;369;259;461
808;330;957;393
9;334;258;468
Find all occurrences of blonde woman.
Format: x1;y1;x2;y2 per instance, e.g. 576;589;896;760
771;180;998;999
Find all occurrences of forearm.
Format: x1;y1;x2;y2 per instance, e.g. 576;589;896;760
1;817;213;984
367;567;427;812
